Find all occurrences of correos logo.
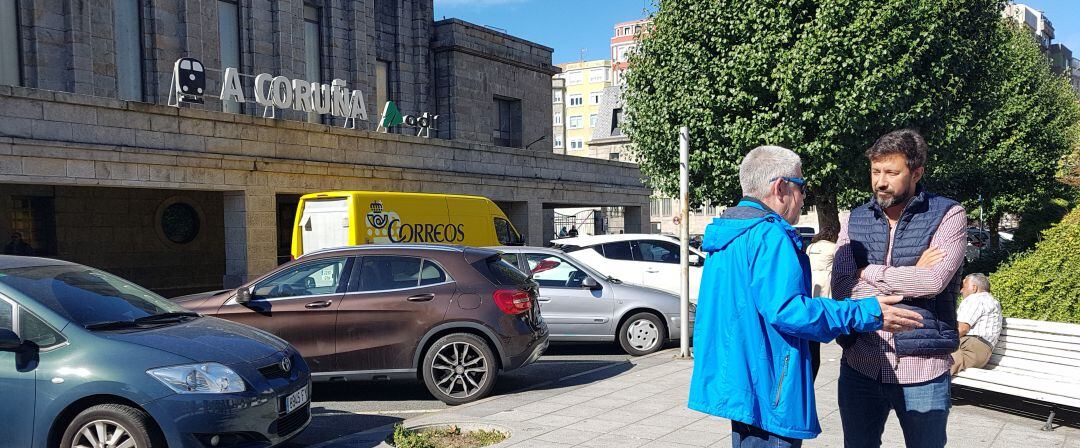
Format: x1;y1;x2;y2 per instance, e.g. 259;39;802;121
365;201;465;244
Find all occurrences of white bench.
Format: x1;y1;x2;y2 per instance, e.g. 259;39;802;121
952;317;1080;430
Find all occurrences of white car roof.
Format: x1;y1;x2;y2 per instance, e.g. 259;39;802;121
551;233;680;246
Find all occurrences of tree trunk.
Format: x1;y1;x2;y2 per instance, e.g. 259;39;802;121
815;195;841;232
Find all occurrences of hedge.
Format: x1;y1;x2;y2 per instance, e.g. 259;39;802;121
990;206;1080;324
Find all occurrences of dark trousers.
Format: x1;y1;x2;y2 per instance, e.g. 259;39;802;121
732;421;802;448
810;341;821;379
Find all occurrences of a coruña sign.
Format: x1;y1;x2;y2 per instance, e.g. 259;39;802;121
170;57;368;129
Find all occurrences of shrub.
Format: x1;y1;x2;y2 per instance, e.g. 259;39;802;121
990;206;1080;323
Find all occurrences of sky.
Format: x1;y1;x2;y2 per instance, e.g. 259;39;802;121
434;0;1080;65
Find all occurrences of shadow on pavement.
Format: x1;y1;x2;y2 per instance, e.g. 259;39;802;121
280;407;401;447
952;385;1080;430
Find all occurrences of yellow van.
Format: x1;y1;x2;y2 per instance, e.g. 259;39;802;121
290;191;523;258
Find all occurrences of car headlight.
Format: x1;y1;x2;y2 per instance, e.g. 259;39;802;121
148;363;246;394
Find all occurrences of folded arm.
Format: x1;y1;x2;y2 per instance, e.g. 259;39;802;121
860;205;966;297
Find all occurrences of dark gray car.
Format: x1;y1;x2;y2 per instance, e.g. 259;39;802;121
492;246;694;356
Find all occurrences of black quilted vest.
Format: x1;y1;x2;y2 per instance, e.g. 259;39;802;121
836;190;961;356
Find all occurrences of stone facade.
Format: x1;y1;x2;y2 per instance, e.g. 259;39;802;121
0;86;650;290
432;19;558;150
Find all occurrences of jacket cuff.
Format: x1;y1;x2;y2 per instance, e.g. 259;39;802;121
852;296;883;333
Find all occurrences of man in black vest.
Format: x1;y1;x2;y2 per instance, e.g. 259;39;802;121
832;129;966;448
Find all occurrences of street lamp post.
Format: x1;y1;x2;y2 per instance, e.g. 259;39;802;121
678;126;691;359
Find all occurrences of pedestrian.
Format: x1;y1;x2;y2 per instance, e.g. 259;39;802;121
3;232;34;256
688;145;923;448
832;128;966;448
806;224;840;379
559;226;568;238
950;273;1002;375
567;225;578;237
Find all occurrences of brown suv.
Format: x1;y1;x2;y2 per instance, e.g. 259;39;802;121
174;244;548;404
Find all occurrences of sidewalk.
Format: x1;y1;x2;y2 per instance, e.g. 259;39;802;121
318;343;1080;447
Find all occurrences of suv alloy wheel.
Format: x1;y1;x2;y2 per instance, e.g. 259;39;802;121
421;333;497;405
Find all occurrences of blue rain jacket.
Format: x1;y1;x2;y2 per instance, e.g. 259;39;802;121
687;199;883;439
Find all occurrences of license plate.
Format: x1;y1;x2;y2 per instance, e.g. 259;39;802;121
284;385;309;414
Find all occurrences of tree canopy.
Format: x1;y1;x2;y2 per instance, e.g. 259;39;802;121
624;0;1080;231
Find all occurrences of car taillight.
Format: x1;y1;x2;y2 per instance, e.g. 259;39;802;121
493;289;532;315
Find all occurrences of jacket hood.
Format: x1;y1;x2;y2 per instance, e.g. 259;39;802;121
701;200;784;253
98;316;289;365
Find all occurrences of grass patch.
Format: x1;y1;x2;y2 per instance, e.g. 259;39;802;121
391;424;508;448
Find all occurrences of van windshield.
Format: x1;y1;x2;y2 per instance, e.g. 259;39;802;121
0;265;190;327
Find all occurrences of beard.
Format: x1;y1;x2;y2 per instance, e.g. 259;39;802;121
874;188;911;209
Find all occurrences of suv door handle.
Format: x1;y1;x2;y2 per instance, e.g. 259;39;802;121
645;268;660;273
407;293;435;302
537;297;552;303
305;300;333;309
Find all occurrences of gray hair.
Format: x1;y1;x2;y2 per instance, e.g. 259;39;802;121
739;145;802;199
965;273;990;292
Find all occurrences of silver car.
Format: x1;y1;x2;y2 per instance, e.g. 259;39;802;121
492;246;694;356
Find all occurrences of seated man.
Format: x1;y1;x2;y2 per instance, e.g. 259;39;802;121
951;273;1003;375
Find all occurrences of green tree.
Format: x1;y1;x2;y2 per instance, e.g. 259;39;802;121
623;0;1076;232
932;22;1080;252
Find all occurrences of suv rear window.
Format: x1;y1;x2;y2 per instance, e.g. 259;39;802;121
472;255;530;286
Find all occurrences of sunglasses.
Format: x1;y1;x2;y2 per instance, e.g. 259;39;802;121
771;176;807;194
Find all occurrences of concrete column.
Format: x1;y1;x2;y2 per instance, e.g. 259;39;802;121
223;190;277;287
624;205;651;234
542;208;555;245
527;201;545;247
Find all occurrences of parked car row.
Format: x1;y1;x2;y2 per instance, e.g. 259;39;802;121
2;210;699;447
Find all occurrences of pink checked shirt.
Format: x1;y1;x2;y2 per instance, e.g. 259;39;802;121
831;204;966;384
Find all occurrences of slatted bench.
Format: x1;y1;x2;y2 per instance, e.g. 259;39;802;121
952;317;1080;430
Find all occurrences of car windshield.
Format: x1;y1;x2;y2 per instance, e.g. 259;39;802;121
0;264;190;327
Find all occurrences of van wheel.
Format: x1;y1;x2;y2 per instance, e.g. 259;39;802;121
61;403;163;448
421;333;497;405
618;312;666;356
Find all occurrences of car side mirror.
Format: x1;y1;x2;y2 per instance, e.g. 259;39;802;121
0;329;23;351
581;277;601;290
689;254;703;266
236;287;253;305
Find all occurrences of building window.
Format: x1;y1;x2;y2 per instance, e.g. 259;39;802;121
661;198;672;216
376;60;390;114
0;0;19;86
218;0;241;113
589;113;597;128
160;202;201;244
623;26;630;35
553;135;563;149
609;152;620;161
553;112;562;125
493;96;522;147
569;139;584;150
590;91;602;104
8;196;56;256
611;108;623;135
568;94;583;106
566;71;583;85
114;0;143;101
304;5;322;123
568;115;583;129
589;68;606;83
552;90;562;103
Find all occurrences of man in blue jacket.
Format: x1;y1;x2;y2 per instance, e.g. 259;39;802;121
688;145;924;447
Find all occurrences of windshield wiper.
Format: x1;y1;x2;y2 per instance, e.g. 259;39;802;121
84;320;140;331
134;311;201;324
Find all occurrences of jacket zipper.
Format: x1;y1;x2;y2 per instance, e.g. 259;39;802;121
774;353;790;407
